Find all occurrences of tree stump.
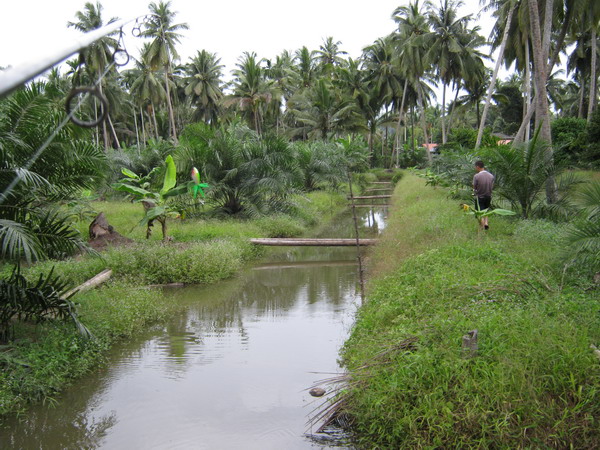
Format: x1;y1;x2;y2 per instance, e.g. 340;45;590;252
88;213;133;250
89;212;113;239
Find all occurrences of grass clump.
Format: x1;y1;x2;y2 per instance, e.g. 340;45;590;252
340;174;600;448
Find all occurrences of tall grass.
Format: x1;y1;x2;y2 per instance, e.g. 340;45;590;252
340;174;600;448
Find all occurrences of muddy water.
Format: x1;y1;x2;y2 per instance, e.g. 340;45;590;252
1;209;386;449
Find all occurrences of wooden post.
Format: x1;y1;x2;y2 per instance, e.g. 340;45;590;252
348;172;365;301
462;329;478;358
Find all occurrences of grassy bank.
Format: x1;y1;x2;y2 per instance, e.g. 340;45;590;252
341;174;600;448
0;190;346;417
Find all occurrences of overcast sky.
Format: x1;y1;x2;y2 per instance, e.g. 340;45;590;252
1;0;498;96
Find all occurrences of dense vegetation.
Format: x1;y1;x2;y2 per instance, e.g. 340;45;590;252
340;174;600;448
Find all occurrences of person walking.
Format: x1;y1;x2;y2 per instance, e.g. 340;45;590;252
473;160;494;230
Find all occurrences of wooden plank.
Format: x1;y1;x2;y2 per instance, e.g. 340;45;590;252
371;181;392;184
348;204;389;207
250;238;378;246
365;188;392;192
349;195;392;199
64;269;112;298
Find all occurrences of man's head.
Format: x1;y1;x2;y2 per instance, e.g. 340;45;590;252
475;160;485;172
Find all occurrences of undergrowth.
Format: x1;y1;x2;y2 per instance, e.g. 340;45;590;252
340;174;600;448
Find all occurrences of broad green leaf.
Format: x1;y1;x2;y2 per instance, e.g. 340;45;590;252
162;184;189;199
139;206;167;226
490;209;517;216
121;168;139;179
160;155;177;196
113;183;152;198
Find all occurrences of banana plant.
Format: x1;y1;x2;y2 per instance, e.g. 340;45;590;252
462;203;516;229
113;156;207;240
190;167;209;199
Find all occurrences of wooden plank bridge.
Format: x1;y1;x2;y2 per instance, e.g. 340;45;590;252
250;238;378;246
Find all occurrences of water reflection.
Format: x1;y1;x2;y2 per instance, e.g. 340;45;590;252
0;208;384;449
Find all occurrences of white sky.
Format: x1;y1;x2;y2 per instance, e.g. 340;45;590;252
1;0;499;99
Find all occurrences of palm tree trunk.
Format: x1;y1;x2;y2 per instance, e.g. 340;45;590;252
528;0;557;203
134;112;140;150
515;0;571;144
151;102;159;140
107;114;121;149
447;87;460;136
524;38;532;141
97;72;109;151
164;63;178;143
94;97;99;147
395;78;409;167
579;79;586;118
588;24;597;123
140;106;147;148
417;84;431;163
476;1;516;150
411;106;415;155
441;83;447;144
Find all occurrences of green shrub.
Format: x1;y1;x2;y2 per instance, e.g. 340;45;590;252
552;117;588;165
391;170;404;185
105;241;242;285
254;215;306;238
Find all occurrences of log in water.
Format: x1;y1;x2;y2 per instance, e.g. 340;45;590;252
250;238;378;246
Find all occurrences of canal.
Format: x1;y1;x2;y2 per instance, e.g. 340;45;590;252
1;208;386;449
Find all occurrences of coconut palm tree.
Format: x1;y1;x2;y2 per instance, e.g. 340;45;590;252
392;0;434;161
316;37;348;76
142;1;189;143
287;78;359;140
67;1;119;150
293;46;319;89
183;50;224;125
362;35;404;109
127;50;167;141
572;0;600;122
527;0;558;203
426;0;477;144
475;0;518;149
224;52;279;135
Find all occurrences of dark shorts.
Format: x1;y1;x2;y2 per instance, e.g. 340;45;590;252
474;196;491;210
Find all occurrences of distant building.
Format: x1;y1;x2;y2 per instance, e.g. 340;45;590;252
494;133;514;146
422;143;439;153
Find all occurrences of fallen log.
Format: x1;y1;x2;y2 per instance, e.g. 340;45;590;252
250;238;378;246
348;204;389;208
64;269;112;298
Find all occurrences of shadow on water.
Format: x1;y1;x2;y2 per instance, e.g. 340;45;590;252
0;208;386;449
